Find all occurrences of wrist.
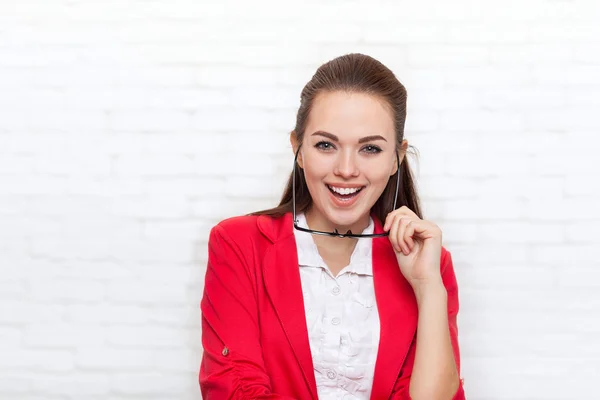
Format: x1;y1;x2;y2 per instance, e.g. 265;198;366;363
412;278;446;304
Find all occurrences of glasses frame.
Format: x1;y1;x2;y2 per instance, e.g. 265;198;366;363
292;144;401;239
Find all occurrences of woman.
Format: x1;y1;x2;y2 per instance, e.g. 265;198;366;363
200;53;465;400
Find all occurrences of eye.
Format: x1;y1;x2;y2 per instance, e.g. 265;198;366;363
362;145;382;154
315;141;335;151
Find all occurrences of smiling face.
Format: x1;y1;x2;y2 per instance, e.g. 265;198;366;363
291;90;407;233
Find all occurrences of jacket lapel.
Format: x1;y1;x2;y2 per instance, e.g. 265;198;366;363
260;213;318;400
370;215;418;400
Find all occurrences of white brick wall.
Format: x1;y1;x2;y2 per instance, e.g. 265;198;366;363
1;0;599;399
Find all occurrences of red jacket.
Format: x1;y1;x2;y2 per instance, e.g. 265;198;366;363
200;212;465;399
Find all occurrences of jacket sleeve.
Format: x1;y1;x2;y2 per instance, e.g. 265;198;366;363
199;224;297;399
389;250;466;400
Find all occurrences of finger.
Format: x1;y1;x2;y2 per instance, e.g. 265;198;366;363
410;220;439;241
389;214;403;253
387;213;399;251
384;209;410;231
398;206;419;219
404;220;415;251
399;217;415;255
398;217;411;255
383;212;394;231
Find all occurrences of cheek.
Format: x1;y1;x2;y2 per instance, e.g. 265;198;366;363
369;158;395;183
366;173;392;199
302;155;331;181
301;164;327;196
367;166;392;185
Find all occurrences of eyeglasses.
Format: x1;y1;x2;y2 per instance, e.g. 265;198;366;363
292;144;401;238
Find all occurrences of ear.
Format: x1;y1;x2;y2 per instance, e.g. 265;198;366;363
391;139;408;176
289;131;304;169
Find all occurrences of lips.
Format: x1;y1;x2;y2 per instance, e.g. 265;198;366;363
326;184;365;207
327;185;364;196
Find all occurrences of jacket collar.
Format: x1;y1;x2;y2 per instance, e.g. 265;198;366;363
259;212;418;400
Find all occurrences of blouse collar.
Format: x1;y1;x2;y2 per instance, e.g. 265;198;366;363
293;212;374;276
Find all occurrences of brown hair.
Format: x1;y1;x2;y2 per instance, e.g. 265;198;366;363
251;53;422;223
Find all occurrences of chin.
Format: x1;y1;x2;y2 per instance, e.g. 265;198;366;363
323;205;369;229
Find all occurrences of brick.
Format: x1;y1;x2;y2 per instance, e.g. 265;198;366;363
107;282;187;304
28;279;105;302
107;326;183;347
109;111;191;132
0;349;74;371
76;347;153;369
109;195;188;218
0;327;22;349
111;372;190;395
31;373;110;396
66;304;150;324
0;302;65;323
408;45;489;67
24;324;106;347
110;239;194;263
0;374;31;393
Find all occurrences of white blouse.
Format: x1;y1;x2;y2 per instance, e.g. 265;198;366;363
294;213;381;400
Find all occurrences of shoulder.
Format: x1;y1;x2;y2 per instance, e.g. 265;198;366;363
206;213;290;275
210;214;261;247
210;212;291;246
215;214;261;233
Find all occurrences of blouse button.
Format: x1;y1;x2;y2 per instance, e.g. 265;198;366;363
327;370;337;380
331;317;341;325
332;286;341;295
221;347;229;356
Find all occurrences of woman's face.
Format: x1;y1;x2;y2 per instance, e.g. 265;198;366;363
292;90;406;231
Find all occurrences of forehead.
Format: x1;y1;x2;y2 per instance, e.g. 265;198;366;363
305;91;395;141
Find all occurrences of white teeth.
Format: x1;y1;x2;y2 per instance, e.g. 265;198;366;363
328;185;362;195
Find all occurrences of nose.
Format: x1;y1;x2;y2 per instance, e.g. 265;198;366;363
333;150;360;178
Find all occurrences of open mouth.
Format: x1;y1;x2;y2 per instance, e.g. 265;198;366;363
326;184;365;201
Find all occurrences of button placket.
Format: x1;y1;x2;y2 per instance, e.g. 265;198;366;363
329;279;343;328
296;212;379;398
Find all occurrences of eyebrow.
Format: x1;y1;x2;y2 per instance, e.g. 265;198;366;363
311;130;388;144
